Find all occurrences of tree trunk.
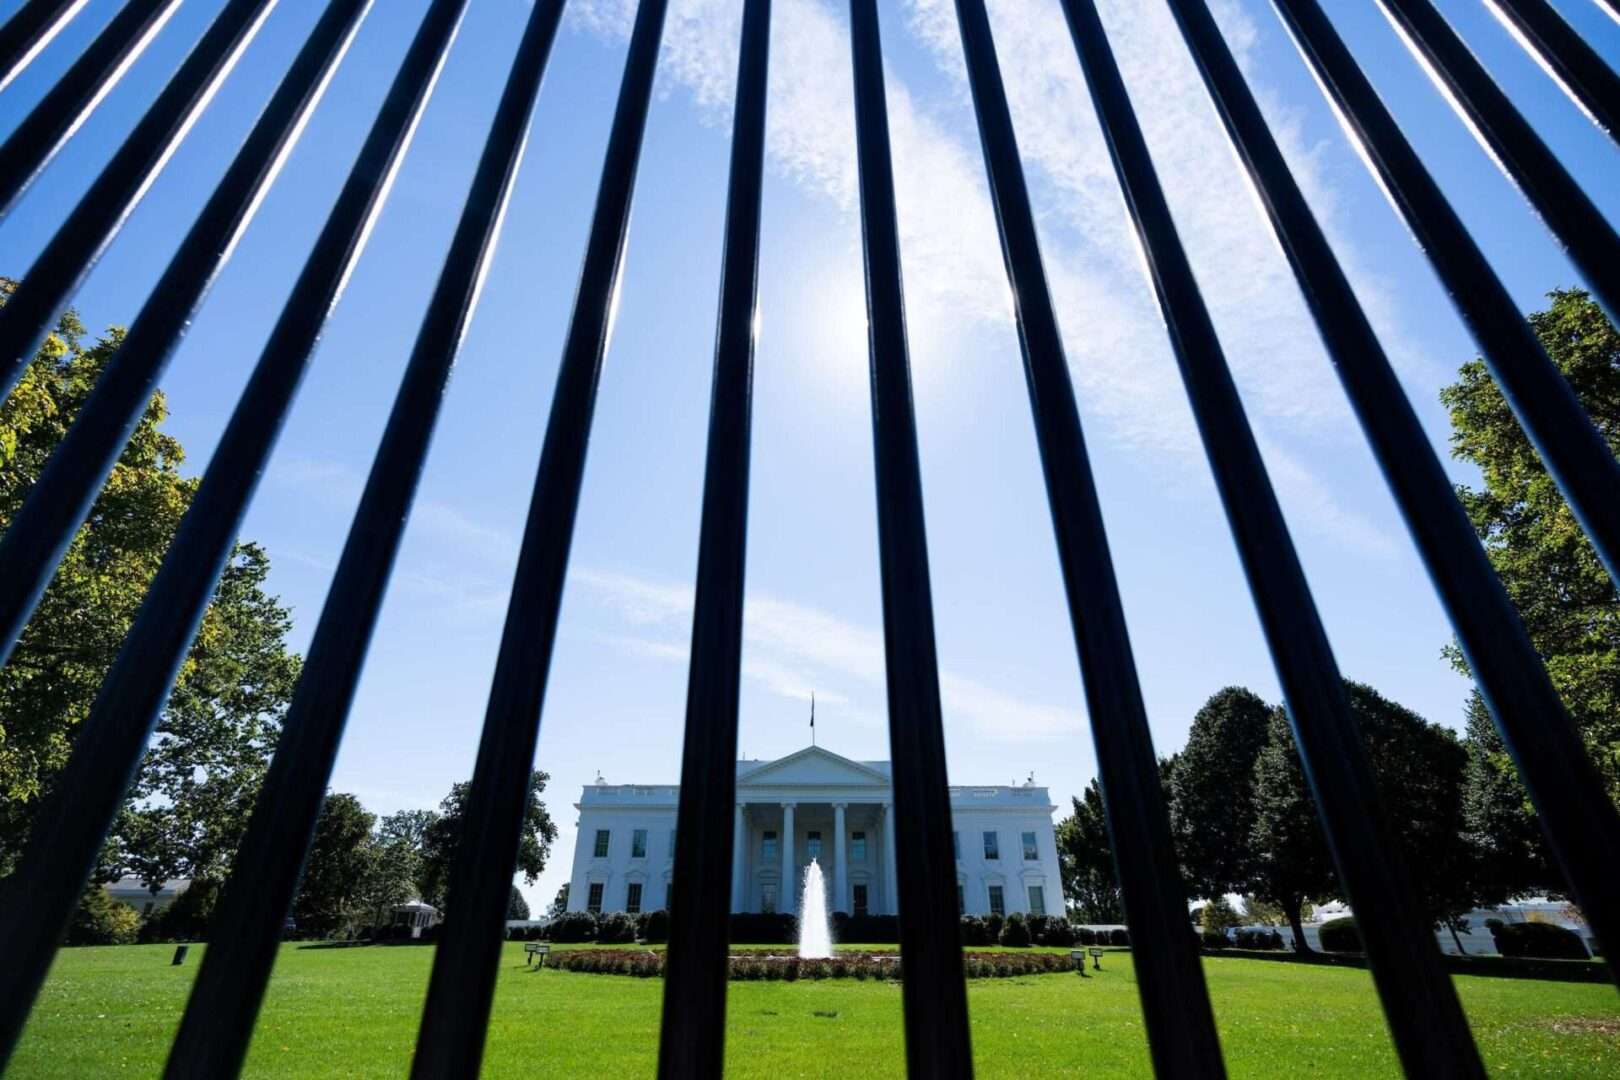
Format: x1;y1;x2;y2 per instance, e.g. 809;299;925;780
1449;922;1467;955
1286;898;1312;953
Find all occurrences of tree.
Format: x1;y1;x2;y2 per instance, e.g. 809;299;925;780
293;793;375;937
419;770;558;912
0;284;299;878
1439;287;1620;891
1054;780;1123;924
1198;895;1241;931
357;809;431;926
1169;687;1272;903
1240;894;1310;927
507;885;530;921
548;883;569;918
1249;706;1336;952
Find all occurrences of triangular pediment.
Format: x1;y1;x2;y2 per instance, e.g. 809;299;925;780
738;746;889;788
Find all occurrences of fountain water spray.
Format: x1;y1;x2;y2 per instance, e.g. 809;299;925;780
798;858;833;958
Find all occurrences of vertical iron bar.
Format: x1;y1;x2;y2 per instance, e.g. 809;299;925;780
949;0;1226;1073
0;0;278;406
0;0;372;677
0;0;88;92
0;0;468;1066
846;0;973;1075
1375;0;1620;325
1071;1;1487;1073
160;3;564;1076
0;0;183;218
1260;0;1620;980
1486;0;1620;141
407;0;669;1074
655;0;769;1073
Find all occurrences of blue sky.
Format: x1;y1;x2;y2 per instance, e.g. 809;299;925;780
2;0;1616;918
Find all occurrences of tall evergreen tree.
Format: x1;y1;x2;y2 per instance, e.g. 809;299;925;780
1168;686;1272;902
1054;780;1124;923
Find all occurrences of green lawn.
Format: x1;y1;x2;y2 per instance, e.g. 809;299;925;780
10;942;1617;1077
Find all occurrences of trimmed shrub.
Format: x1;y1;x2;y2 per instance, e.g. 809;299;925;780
67;887;140;946
1075;926;1097;946
1028;915;1075;948
1200;928;1229;950
597;912;636;944
1318;917;1361;953
637;909;671;944
1489;921;1588;960
983;913;1004;943
998;912;1031;947
837;913;899;943
958;916;992;947
1108;928;1130;947
546;911;598;943
1232;927;1284;951
729;911;797;944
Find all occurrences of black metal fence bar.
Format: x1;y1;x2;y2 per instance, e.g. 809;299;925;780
846;0;972;1075
0;0;182;217
0;0;370;684
656;0;769;1073
408;1;668;1073
1375;0;1620;326
0;0;276;405
1250;0;1620;984
160;3;564;1076
0;0;469;1064
1489;0;1620;142
950;1;1225;1074
0;0;86;92
1078;1;1486;1073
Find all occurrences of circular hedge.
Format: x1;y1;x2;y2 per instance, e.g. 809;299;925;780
538;949;1087;980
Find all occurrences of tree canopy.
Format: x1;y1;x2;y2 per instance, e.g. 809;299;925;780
418;770;558;912
1053;779;1123;924
1169;686;1271;902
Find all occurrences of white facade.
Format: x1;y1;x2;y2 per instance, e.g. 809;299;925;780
565;746;1065;919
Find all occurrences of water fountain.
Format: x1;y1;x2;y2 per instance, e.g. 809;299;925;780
798;858;833;958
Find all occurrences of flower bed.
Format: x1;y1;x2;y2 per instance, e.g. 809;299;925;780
539;949;1082;980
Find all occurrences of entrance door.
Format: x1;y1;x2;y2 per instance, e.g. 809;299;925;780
853;883;868;916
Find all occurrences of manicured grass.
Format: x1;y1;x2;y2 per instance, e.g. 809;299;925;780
11;942;1617;1077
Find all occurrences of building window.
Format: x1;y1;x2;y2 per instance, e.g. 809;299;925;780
626;882;643;914
983;831;999;860
988;885;1005;917
957;885;965;915
593;829;610;858
852;831;867;861
762;830;778;862
632;829;648;858
853;884;868;916
807;830;822;860
953;831;960;859
587;882;604;914
1022;831;1038;861
761;883;777;913
1028;885;1046;917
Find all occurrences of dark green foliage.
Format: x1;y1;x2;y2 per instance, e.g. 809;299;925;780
1200;928;1229;950
998;912;1031;947
1054;780;1124;924
1108;928;1130;946
293;793;375;938
507;885;530;921
140;878;222;943
66;886;139;945
831;912;898;943
545;912;597;943
1318;917;1361;954
1170;687;1272;901
1231;927;1285;951
419;771;556;912
1440;289;1620;869
729;911;797;944
547;883;569;918
636;908;670;943
958;915;994;946
1025;915;1075;947
1488;921;1589;960
596;912;636;944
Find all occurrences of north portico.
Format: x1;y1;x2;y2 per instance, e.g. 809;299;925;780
565;745;1066;919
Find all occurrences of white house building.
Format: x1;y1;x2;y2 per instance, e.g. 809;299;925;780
565;745;1066;920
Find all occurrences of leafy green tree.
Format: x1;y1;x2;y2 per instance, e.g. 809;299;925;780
1249;706;1336;952
1054;780;1123;924
293;793;375;937
547;883;569;918
507;885;530;921
355;810;430;925
1439;288;1620;891
1240;894;1310;927
67;884;140;945
1198;895;1241;931
0;283;299;878
419;770;558;912
1169;687;1272;903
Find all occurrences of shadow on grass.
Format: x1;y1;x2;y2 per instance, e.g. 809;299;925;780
1205;947;1612;985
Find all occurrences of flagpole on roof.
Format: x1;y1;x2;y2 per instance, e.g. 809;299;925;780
810;691;815;747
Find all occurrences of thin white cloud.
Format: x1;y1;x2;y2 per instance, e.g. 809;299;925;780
571;567;1082;740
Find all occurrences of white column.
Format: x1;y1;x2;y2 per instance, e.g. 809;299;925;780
833;803;849;913
731;803;746;911
883;801;899;915
781;802;797;916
